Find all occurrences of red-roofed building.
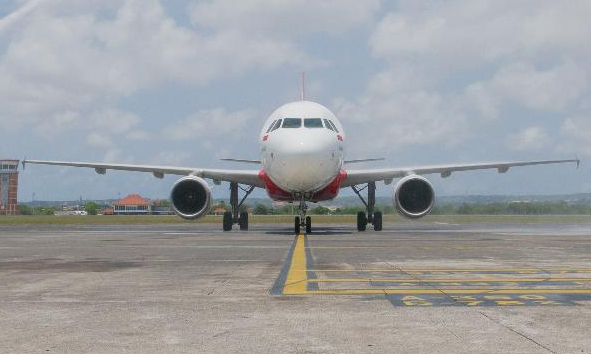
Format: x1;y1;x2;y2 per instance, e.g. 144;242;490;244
112;194;151;215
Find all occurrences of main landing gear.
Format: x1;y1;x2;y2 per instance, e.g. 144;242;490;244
351;181;383;231
294;197;312;234
223;182;255;231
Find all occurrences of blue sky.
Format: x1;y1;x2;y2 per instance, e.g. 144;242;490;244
1;0;589;201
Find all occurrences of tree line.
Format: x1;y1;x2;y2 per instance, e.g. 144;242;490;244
243;201;591;215
17;201;591;216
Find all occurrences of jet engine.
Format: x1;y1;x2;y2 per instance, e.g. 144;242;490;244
393;175;435;218
170;176;212;219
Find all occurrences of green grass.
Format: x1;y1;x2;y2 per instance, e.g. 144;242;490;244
1;214;591;225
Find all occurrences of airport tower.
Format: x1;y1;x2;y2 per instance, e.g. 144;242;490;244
0;159;19;215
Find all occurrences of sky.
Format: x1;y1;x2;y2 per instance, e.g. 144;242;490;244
0;0;589;202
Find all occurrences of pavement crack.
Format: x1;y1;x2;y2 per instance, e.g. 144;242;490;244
478;311;558;354
385;262;461;305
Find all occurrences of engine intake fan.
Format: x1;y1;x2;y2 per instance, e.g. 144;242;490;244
393;175;435;218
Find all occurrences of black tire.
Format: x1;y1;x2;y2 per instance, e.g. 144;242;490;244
357;211;367;232
223;211;232;231
239;211;248;230
373;211;383;231
295;216;301;234
305;216;312;234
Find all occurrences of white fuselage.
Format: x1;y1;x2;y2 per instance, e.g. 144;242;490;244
259;101;344;198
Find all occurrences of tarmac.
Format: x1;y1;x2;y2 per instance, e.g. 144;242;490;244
1;221;590;353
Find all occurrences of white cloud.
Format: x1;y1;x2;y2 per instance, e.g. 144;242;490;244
467;62;587;114
126;130;150;141
86;133;113;148
190;0;380;38
32;110;79;137
338;0;591;161
558;117;591;157
0;0;313;131
370;1;591;71
506;127;550;152
149;151;191;166
334;90;468;154
90;109;139;135
164;108;256;141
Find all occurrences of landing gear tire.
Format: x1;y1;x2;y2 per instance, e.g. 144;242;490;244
373;211;382;231
223;211;233;231
295;216;301;234
305;216;312;234
239;212;248;230
357;212;367;232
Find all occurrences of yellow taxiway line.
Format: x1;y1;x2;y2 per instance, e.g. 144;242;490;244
311;268;591;273
283;233;308;295
303;289;591;295
277;234;591;297
305;278;591;283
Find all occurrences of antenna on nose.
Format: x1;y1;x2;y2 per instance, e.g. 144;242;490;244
300;72;306;101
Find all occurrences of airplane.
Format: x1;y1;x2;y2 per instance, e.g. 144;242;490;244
23;98;580;234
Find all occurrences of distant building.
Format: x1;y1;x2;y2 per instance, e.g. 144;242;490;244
101;208;114;215
0;159;19;215
212;206;227;215
112;194;151;215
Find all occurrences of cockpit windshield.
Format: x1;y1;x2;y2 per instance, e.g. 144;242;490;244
266;120;277;133
282;118;302;128
271;119;282;131
327;120;339;132
304;118;323;128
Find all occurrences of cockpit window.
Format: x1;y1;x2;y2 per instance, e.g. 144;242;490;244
323;119;334;131
304;118;323;128
271;119;282;131
266;120;277;133
282;118;302;128
328;120;339;132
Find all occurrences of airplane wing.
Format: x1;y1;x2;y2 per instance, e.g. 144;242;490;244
342;159;580;188
22;159;265;188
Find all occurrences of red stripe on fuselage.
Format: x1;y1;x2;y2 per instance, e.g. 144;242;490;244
258;170;293;201
258;169;347;202
311;169;347;201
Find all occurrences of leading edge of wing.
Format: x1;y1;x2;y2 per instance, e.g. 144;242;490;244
342;158;580;187
22;159;264;188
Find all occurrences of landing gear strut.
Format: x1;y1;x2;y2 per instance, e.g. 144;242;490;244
223;182;255;231
294;197;312;234
352;181;382;231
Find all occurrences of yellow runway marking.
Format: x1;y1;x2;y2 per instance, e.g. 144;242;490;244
311;268;591;273
305;278;591;283
303;289;591;295
283;233;308;295
275;235;591;305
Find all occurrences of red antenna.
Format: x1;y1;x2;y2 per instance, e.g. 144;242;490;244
300;72;306;101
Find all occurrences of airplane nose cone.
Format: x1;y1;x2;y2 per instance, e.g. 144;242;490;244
269;133;340;192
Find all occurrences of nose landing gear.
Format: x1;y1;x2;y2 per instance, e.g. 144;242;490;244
294;198;312;234
352;181;383;231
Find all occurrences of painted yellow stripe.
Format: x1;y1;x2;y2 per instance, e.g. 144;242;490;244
299;289;591;295
305;278;591;283
283;233;308;295
312;268;591;273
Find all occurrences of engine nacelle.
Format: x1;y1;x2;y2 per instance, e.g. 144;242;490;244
393;175;435;218
170;176;212;219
